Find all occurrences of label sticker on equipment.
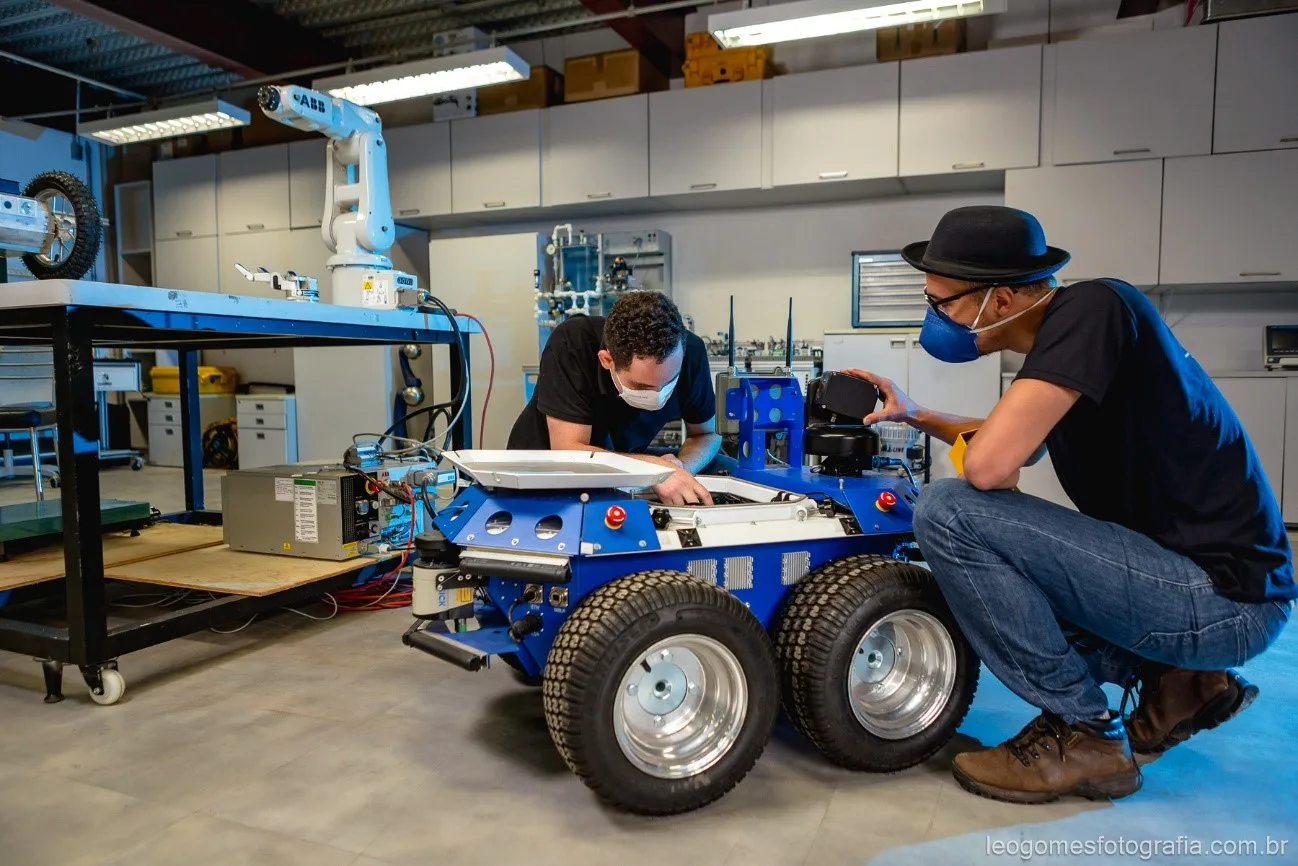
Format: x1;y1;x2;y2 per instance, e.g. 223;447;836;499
275;478;293;502
318;480;337;505
293;479;319;543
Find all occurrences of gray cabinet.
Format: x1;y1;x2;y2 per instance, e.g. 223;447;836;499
219;145;291;235
771;64;899;187
1286;379;1298;524
1213;377;1288;513
1214;13;1298;155
1051;26;1216;166
450;111;542;213
289;140;327;229
899;45;1041;177
388;122;452;219
1005;160;1163;286
649;81;763;196
154;236;220;294
147;394;236;467
544;94;649;206
152;155;217;240
237;394;299;468
1161;150;1298;285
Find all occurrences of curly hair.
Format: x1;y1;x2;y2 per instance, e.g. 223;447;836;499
603;291;685;368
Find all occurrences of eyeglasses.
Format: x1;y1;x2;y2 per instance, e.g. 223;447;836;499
923;283;997;311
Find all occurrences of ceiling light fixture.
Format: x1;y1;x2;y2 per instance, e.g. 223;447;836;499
710;0;1007;48
77;98;250;145
314;47;530;107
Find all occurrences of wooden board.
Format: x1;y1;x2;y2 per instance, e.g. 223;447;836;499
104;545;394;597
0;523;225;592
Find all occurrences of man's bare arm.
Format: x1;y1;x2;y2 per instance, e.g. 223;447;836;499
676;418;721;474
962;379;1079;490
545;416;712;505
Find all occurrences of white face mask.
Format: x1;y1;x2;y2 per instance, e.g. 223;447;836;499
613;369;677;412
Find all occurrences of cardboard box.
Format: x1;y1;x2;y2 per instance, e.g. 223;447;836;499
682;46;773;88
564;49;668;103
477;67;563;115
876;20;966;61
686;31;723;57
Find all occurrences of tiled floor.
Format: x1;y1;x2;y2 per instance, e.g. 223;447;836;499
0;467;1294;865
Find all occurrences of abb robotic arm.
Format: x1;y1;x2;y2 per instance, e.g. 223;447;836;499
257;85;414;307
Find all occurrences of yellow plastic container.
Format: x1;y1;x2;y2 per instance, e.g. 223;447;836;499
150;365;238;395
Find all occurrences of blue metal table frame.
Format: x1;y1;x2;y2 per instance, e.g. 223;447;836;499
0;282;475;699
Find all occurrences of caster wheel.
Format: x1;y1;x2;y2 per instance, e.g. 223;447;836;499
130;456;145;471
48;474;60;489
88;669;126;706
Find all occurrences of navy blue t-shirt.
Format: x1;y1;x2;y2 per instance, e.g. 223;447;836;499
507;316;715;453
1016;279;1294;603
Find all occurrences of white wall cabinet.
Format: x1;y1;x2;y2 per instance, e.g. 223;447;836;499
821;331;1000;481
152;155;217;240
771;64;899;187
237;394;298;468
1051;26;1216;166
1005;160;1163;286
1214;14;1298;155
388;122;452;219
154;236;220;294
1213;377;1288;510
219;145;290;235
218;229;298;299
899;45;1041;177
451;111;542;213
1161;150;1298;285
650;81;763;196
288;140;327;229
544;94;649;206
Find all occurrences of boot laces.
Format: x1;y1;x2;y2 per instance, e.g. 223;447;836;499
1119;673;1143;719
1006;713;1071;767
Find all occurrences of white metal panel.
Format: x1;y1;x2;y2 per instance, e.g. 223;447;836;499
1213;13;1298;155
649;81;763;195
288;139;327;229
153;154;217;239
544;94;649;206
771;63;899;187
1215;377;1287;509
154;236;220;294
388;122;452;218
450;111;542;212
1052;26;1216;165
219;144;291;234
821;332;911;391
899;45;1041;176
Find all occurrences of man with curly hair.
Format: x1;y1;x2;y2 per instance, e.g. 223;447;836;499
508;292;720;505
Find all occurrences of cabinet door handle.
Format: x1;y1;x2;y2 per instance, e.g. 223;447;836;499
586;192;613;200
818;171;848;180
175;230;193;237
247;223;264;231
689;182;718;191
256;432;266;440
952;161;985;171
1280;136;1298;143
1113;148;1151;156
164;414;174;422
483;201;506;209
254;403;265;410
890;338;907;349
398;208;421;216
255;418;265;425
1240;271;1282;277
165;429;174;436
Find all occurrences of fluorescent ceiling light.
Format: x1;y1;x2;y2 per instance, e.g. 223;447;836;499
710;0;1006;48
77;98;250;145
314;47;529;106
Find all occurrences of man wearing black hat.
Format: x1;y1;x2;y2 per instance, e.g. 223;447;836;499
846;205;1293;804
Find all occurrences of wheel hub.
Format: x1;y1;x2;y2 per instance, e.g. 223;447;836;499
33;189;77;267
613;634;748;779
847;610;957;741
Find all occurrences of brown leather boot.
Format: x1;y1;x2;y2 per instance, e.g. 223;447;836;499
1124;665;1258;756
952;713;1142;805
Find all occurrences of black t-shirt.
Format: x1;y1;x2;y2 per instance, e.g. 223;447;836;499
1016;279;1294;603
507;316;716;453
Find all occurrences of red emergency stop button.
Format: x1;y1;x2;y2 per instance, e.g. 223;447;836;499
605;505;627;530
876;490;897;512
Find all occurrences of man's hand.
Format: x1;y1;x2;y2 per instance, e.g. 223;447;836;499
841;368;920;426
652;467;713;506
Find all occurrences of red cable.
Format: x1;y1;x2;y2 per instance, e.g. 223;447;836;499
461;314;494;449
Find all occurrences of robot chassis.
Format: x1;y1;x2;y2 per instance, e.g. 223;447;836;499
404;368;979;815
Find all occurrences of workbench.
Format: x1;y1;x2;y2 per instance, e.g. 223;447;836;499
0;280;476;703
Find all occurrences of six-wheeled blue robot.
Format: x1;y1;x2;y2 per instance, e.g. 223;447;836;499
403;369;978;815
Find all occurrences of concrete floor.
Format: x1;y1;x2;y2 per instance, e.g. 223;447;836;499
0;466;1295;865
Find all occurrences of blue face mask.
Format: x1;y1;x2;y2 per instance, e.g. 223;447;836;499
918;286;1057;364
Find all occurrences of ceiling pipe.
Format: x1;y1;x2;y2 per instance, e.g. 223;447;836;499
0;46;145;99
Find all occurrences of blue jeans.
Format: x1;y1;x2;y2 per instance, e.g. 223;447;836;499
913;478;1293;723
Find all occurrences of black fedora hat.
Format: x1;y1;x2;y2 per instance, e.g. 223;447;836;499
902;205;1070;284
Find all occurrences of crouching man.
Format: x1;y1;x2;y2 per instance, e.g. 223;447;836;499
848;206;1293;804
